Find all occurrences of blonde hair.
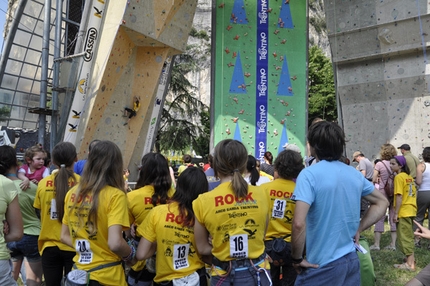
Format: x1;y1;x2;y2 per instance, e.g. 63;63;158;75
213;139;248;198
379;143;397;160
71;140;125;235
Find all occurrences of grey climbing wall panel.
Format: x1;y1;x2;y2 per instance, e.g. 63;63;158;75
324;0;430;160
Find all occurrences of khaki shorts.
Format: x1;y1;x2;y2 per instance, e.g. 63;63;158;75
396;217;414;256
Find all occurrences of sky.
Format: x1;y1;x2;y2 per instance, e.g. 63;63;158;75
0;0;7;52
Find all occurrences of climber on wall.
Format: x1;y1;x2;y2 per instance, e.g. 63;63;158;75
124;96;141;126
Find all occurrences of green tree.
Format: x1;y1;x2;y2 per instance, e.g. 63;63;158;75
0;106;11;121
308;45;336;123
156;28;210;155
192;108;210;156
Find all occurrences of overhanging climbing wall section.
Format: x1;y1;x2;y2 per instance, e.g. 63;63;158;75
212;0;308;160
324;0;430;160
64;0;198;177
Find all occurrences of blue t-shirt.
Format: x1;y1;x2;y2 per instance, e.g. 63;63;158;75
204;167;220;191
74;159;86;176
292;160;374;267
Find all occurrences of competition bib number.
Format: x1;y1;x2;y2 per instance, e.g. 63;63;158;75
75;239;93;264
230;234;248;258
173;243;190;270
50;199;58;220
272;199;286;219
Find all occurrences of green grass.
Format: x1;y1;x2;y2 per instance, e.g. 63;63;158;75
361;220;430;286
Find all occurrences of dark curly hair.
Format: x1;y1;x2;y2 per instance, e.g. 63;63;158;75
274;150;304;179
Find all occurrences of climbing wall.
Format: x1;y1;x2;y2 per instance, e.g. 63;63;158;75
212;0;308;160
324;0;430;160
65;0;198;178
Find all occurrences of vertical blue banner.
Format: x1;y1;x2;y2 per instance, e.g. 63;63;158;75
255;0;269;161
213;0;307;157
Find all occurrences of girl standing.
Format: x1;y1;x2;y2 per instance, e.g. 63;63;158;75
193;139;271;285
136;167;208;285
370;143;398;250
18;145;49;189
391;155;417;271
33;142;79;286
61;140;135;286
0;145;42;285
127;153;175;285
263;150;304;286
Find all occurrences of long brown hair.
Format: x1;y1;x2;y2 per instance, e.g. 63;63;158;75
170;167;208;227
213;139;248;198
71;140;124;235
52;142;78;223
135;153;172;206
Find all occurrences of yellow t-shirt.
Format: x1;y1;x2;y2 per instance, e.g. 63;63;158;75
393;172;417;218
178;164;195;176
260;171;274;181
193;182;268;262
127;185;175;226
137;202;205;283
63;185;129;286
34;173;79;254
262;178;296;242
133;100;140;112
127;185;175;271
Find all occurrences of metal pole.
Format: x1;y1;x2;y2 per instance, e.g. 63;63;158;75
39;0;52;146
50;0;63;151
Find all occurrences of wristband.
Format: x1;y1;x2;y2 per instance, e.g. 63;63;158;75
292;257;303;264
122;244;136;262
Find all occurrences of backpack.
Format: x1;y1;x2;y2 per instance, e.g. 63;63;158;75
381;162;394;197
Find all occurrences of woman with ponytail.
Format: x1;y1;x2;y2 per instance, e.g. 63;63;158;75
127;152;175;285
33;142;79;286
193;139;271;285
244;155;271;186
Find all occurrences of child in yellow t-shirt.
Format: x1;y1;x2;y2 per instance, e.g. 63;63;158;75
391;155;417;272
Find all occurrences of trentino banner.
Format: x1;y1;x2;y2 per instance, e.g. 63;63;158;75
212;0;307;160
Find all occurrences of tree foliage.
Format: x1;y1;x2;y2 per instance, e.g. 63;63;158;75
0;106;11;122
308;45;336;124
155;29;210;155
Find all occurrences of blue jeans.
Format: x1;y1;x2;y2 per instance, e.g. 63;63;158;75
0;259;17;286
294;252;360;286
7;234;41;262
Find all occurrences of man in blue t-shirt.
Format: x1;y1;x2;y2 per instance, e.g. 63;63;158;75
291;121;389;285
